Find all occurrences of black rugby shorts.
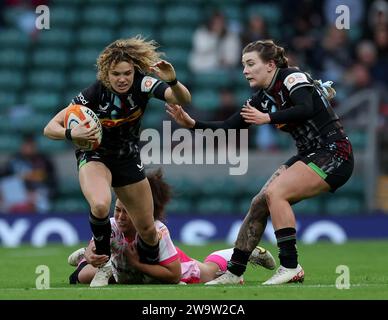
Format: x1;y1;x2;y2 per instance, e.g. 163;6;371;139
75;150;145;187
284;137;354;192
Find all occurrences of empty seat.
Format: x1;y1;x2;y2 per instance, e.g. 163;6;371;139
166;198;193;214
73;48;101;67
293;199;322;215
347;130;366;150
235;89;254;105
234;71;250;89
164;47;190;69
218;4;243;22
49;6;78;27
238;197;253;214
163;5;202;26
0;90;18;108
192;70;233;90
57;179;82;197
121;5;160;26
28;70;66;90
82;6;120;27
0;134;22;153
32;48;70;68
69;69;97;89
12;113;52;133
246;4;281;24
141;112;164;130
78;27;115;47
36;28;73;48
192;90;220;111
338;176;365;196
24;91;61;114
37;136;69;154
0;70;23;90
275;132;294;150
53;198;89;213
196;198;235;214
86;0;125;4
118;27;156;40
0;49;27;68
159;27;195;48
325;197;363;215
0;29;30;48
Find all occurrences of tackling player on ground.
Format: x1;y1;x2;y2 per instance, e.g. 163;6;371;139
67;169;276;285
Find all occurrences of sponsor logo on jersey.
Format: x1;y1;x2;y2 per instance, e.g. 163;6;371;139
98;102;110;111
75;93;89;105
284;72;309;91
127;94;137;110
261;100;269;111
141;76;158;92
137;162;144;171
275;123;286;129
99;109;143;127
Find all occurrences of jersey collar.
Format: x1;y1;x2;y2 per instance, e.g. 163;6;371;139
265;68;279;92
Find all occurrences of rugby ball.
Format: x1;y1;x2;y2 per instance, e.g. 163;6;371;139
64;104;102;151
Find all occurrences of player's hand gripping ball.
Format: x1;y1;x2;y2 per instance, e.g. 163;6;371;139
64;105;102;151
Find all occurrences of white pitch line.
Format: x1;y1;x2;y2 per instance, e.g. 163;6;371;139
1;283;386;291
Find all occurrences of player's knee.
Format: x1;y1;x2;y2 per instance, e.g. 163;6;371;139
90;200;110;218
263;186;280;205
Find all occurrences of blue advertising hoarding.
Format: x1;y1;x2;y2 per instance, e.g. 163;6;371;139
1;214;388;247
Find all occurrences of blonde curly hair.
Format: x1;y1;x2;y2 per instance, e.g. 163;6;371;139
97;35;163;90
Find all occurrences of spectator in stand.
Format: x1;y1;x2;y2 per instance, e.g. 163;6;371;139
241;14;269;47
189;11;241;73
213;88;239;121
356;40;388;86
0;133;57;213
368;0;388;30
374;26;388;59
319;25;353;83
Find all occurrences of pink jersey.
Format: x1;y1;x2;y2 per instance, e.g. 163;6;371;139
109;218;179;284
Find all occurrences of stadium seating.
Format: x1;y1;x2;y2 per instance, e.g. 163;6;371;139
82;6;120;28
0;29;30;48
49;6;78;27
0;69;23;91
23;91;61;114
293;199;322;215
121;5;160;27
35;28;73;48
32;48;70;69
0;49;27;68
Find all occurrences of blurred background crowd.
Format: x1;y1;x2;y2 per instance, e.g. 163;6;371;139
0;0;387;216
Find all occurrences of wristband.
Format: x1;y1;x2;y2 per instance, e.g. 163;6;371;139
65;128;73;141
166;78;178;86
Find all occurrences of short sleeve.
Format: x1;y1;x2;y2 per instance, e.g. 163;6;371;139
140;76;169;101
283;72;313;96
156;222;178;265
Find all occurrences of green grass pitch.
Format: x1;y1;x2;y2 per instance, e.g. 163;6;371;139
1;241;387;300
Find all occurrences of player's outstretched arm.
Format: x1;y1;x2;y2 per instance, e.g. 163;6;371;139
125;242;181;284
166;103;195;128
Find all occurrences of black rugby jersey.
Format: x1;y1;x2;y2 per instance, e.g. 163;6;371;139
71;72;168;158
248;67;345;153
